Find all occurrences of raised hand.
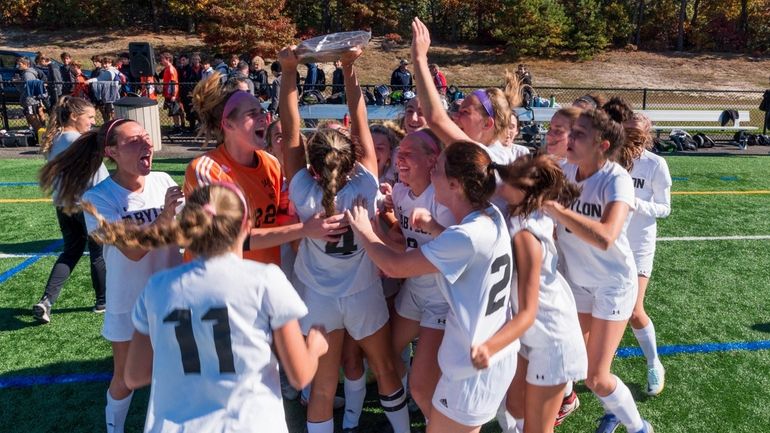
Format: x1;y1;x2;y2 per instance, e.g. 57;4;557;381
411;17;432;63
277;46;299;70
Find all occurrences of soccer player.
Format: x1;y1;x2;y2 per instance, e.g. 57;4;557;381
279;45;411;433
85;182;328;433
543;109;653;433
346;142;518;433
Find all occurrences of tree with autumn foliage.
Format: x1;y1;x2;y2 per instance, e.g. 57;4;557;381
199;0;296;57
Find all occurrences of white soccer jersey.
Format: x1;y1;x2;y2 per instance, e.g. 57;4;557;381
556;161;637;288
481;140;518;215
628;150;672;253
421;205;517;380
132;253;307;433
83;172;182;315
509;212;582;347
509;144;530;160
392;182;456;298
290;163;380;297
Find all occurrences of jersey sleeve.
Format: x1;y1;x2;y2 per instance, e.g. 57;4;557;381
433;202;456;229
262;264;308;329
420;226;474;284
131;282;151;335
636;159;672;219
184;156;231;195
605;170;636;210
83;188;121;234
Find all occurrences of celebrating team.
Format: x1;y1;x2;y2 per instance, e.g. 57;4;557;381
36;17;672;433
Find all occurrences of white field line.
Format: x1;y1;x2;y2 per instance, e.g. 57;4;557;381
2;235;770;259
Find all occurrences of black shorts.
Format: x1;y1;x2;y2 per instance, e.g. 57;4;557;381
164;100;182;116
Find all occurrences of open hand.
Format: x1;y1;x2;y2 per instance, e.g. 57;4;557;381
340;47;363;67
303;212;349;242
277;46;299;70
161;186;184;219
411;18;432;63
344;196;373;236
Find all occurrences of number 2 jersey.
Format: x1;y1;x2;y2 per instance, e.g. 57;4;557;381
132;253;308;433
184;145;286;265
420;205;517;380
290;163;380;298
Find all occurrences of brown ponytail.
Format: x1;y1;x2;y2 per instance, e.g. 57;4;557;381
192;72;238;146
497;154;581;217
40;96;94;155
306;129;356;216
443;142;496;208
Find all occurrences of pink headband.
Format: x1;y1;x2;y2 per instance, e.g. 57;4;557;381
104;118;129;144
411;129;440;155
207;181;250;227
472;89;495;118
221;91;260;130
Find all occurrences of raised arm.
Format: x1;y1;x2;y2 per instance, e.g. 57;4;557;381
278;47;304;183
341;49;377;176
410;17;470;145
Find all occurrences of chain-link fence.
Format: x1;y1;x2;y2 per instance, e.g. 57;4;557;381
2;81;767;143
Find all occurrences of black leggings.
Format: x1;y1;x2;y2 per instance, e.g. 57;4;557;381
41;208;106;305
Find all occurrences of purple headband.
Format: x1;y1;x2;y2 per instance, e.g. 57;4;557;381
411;129;440;155
472;89;495;118
208;181;250;227
221;91;260;129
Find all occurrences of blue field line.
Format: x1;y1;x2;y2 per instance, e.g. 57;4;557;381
671;177;689;181
2;339;769;389
0;240;63;285
0;182;38;187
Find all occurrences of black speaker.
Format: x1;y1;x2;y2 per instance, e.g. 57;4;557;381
129;42;156;78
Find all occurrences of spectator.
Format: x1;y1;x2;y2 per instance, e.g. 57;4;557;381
212;54;230;83
428;63;447;95
44;55;63;108
303;62;325;93
224;76;252;93
160;52;184;134
761;75;770;134
180;53;203;132
34;53;50;81
326;60;345;104
115;54;134;95
15;56;46;132
228;54;240;71
60;52;76;96
268;61;282;114
93;57;123;121
90;55;103;81
390;59;412;92
516;63;532;86
70;62;89;100
230;61;255;95
201;56;215;80
249;56;270;99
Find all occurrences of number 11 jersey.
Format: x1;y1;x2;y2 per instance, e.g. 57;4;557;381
132;253;307;433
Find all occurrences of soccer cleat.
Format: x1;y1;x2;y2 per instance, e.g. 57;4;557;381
646;363;665;396
636;419;654;433
554;390;580;426
32;298;52;324
595;413;621;433
93;303;106;314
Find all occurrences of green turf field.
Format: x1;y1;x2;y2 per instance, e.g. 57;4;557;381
2;155;770;432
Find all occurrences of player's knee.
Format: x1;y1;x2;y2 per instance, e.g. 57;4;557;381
341;354;365;379
585;372;613;395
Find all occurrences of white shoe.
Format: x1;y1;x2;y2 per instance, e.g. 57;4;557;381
33;298;51;324
646;363;665;396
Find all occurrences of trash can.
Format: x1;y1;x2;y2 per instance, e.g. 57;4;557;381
114;97;162;151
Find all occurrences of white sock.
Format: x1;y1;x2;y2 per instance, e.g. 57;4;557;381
343;373;367;429
302;384;311;403
400;373;409;395
306;418;334;433
495;401;514;432
632;321;660;368
563;380;573;397
380;388;411;433
597;376;644;432
105;390;133;433
515;417;524;433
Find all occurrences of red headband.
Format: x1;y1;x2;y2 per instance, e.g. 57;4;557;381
410;129;440;155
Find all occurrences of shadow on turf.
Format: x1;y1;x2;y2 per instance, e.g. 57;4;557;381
751;322;770;333
0;238;62;255
0;306;93;331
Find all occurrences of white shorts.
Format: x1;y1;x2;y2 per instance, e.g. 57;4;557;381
102;311;135;342
520;340;587;386
395;280;449;330
571;282;638;321
632;247;655;278
298;282;389;341
432;352;517;426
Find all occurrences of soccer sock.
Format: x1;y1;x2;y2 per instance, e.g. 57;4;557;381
306;418;334;433
563;380;574;397
632;321;660;368
400;373;409;395
380;388;410;433
515;417;525;433
343;373;367;429
597;375;644;432
105;390;133;433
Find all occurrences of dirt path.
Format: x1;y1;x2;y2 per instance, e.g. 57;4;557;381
2;28;768;90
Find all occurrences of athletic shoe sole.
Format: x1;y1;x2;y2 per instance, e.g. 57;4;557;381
32;303;50;324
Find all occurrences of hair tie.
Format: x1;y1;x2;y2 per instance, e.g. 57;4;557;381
203;203;218;216
472;89;495;118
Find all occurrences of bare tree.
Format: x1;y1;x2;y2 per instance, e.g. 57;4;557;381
677;0;687;51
